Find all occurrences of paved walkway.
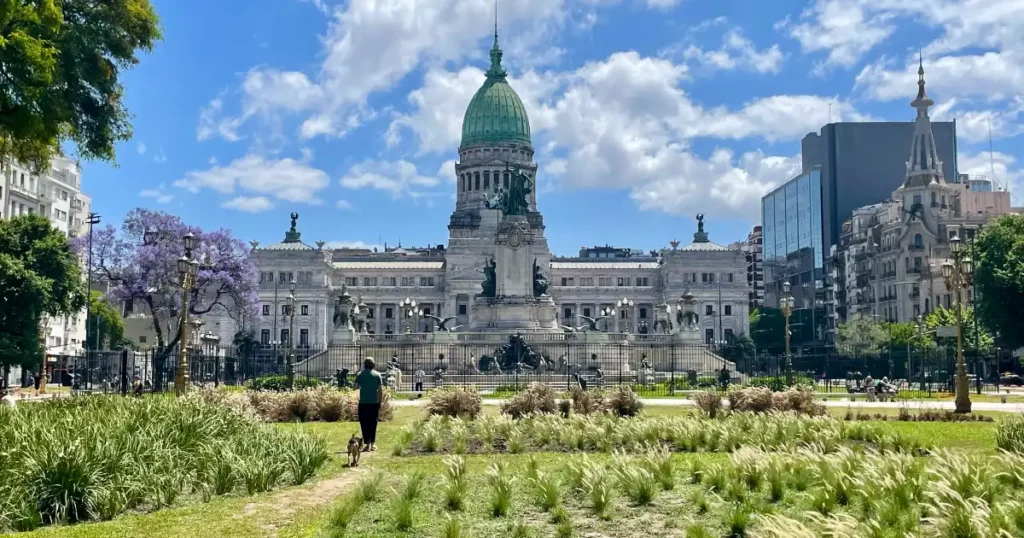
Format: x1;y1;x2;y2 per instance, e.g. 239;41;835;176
392;397;1024;413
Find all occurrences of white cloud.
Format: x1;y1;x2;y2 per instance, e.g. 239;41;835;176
153;148;167;163
139;185;174;204
199;0;570;143
173;154;330;204
326;240;383;251
931;97;1024;143
782;0;894;70
336;199;354;210
856;52;1024;103
339;160;441;197
667;28;785;74
387;51;860;217
136;142;147;155
222;196;275;213
958;151;1023;194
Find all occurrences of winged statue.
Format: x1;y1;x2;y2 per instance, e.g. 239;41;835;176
578;315;610;332
424;315;459;332
560;324;587;333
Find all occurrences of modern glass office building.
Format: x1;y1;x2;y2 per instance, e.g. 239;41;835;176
762;169;823;275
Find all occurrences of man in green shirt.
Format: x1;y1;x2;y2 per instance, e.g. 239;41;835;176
353;357;384;452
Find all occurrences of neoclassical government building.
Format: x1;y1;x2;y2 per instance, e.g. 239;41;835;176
246;33;749;348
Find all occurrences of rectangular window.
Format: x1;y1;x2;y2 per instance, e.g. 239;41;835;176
617;277;626;286
599;277;612;286
725;305;732;316
458;304;467;315
262;305;270;316
301;305;309;316
639;307;648;319
345;277;358;286
702;273;708;283
705;329;714;345
475;175;480;190
503;172;510;188
724;328;734;342
280;329;289;345
483;172;490;189
563;307;572;319
727;273;734;283
419;277;435;287
385;307;393;319
281;305;290;315
139;336;147;344
384;277;397;286
363;277;377;286
635;277;643;286
299;329;309;346
705;305;713;315
583;307;592;317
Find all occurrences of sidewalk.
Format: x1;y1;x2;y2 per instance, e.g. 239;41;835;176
391;397;1024;413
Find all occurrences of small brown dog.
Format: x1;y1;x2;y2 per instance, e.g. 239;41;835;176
347;434;363;467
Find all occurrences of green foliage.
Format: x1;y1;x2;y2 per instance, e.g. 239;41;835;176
996;415;1024;453
746;375;815;390
0;215;87;371
836;317;891;352
925;305;994;353
85;291;125;350
246;375;321;392
425;386;483;419
232;330;259;357
0;0;161;168
973;214;1024;349
0;395;327;532
750;307;785;349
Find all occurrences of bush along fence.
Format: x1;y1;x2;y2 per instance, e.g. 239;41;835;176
15;339;1010;397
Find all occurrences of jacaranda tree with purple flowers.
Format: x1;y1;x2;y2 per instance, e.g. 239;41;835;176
74;209;258;389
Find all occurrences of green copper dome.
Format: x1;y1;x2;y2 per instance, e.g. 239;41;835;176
460;34;532;150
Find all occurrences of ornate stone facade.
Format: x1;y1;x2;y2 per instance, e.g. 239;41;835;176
241;32;749;348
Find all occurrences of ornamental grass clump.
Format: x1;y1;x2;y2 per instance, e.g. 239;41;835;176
0;395;327;533
605;385;644;417
443;456;468;511
997;414;1024;453
486;461;516;518
693;391;723;418
426;386;483;419
501;382;557;418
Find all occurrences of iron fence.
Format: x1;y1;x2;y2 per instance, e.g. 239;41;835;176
26;339;1014;398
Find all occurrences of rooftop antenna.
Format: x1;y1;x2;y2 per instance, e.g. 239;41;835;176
988;116;1001;190
494;0;498;41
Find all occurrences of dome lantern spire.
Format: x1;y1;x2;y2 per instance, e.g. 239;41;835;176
486;0;506;80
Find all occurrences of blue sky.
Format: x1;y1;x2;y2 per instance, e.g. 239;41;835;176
81;0;1023;256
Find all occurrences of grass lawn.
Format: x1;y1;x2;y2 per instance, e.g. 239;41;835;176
15;405;1009;538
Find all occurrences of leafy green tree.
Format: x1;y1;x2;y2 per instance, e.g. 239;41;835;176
85;290;125;350
233;329;258;358
0;215;86;382
836;317;890;353
972;214;1024;349
925;305;993;353
749;307;785;350
0;0;161;169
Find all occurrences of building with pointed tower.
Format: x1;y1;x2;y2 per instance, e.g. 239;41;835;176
240;25;749;349
831;58;1011;328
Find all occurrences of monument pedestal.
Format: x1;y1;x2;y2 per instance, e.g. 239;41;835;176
331;327;357;344
673;328;703;345
471;295;560;333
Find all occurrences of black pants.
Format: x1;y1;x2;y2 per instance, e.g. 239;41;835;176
358;403;380;444
415;382;423;391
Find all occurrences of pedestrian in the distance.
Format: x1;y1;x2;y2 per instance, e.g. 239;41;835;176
354;357;384;452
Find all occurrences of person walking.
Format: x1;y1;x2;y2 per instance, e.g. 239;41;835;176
354;357;384;452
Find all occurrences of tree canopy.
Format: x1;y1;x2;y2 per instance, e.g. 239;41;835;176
0;215;86;371
924;305;994;354
749;307;786;350
0;0;161;169
75;209;259;363
972;214;1024;349
85;290;125;350
836;317;890;353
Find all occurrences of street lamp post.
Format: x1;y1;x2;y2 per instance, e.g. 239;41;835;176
287;278;296;389
600;306;617;332
941;232;974;413
174;232;200;396
401;298;421;334
37;325;52;395
616;297;634;333
780;280;795;386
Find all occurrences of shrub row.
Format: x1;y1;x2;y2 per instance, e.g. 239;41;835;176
0;395;328;532
246;375;321;391
196;386;394;423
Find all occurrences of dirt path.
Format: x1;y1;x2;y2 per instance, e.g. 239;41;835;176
236;451;377;536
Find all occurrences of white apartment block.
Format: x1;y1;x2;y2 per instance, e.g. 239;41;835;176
1;156;93;355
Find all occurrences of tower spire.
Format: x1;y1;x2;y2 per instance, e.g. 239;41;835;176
486;0;507;80
902;54;944;188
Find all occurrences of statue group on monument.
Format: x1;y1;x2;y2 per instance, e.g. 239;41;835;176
485;162;533;217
